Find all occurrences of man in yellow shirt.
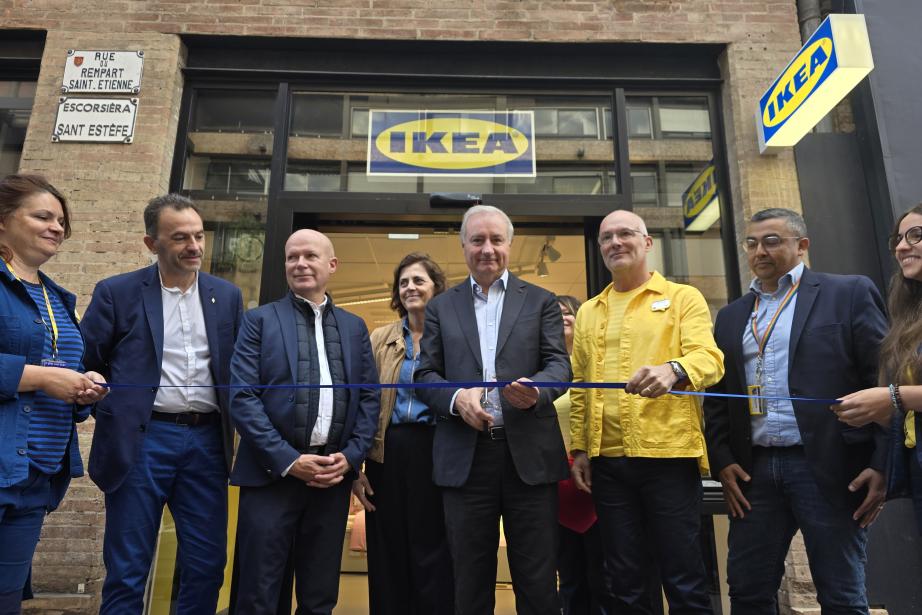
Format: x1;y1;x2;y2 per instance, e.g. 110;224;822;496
570;210;724;615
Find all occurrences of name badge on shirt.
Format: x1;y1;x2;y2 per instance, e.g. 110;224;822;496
41;358;69;368
651;299;671;312
748;384;766;416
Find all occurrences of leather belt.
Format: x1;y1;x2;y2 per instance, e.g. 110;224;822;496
479;425;506;440
150;410;220;427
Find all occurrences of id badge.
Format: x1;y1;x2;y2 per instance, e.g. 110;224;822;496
41;358;69;368
748;384;765;416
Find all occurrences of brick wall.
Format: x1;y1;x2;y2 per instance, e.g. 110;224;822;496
3;0;816;612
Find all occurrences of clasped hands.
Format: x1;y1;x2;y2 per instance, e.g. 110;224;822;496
453;377;539;431
41;366;109;405
287;452;351;488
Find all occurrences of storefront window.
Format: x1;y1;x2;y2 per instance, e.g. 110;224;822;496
182;89;273;308
628;94;726;311
0;80;36;176
285;91;617;195
627;96;711;140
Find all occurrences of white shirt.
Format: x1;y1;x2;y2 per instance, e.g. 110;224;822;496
153;273;218;414
293;294;334;447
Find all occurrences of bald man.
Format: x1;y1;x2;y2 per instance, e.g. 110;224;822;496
569;210;724;614
230;229;380;614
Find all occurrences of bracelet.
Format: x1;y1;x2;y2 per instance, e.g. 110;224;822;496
894;383;906;411
889;383;905;412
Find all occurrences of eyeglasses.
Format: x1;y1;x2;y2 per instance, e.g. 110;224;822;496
889;225;922;253
598;228;646;246
741;235;801;252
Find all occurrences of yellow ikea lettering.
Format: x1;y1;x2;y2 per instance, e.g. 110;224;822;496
375;117;529;170
762;38;833;128
683;167;717;218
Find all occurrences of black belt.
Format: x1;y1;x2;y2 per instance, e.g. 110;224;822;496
150;411;220;427
479;425;506;440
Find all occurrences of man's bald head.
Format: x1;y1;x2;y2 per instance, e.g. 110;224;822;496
284;229;338;303
600;210;648;236
598;209;653;288
286;229;335;259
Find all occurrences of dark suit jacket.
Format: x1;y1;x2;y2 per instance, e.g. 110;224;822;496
81;265;243;494
228;294;380;487
415;273;571;488
704;267;889;510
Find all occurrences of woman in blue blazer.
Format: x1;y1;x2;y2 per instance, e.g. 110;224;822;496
0;174;108;614
837;203;922;531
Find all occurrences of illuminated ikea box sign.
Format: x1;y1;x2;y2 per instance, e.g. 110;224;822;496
367;110;536;177
683;162;720;232
757;14;873;154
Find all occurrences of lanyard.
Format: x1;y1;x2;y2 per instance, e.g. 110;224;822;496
751;279;800;359
4;260;60;358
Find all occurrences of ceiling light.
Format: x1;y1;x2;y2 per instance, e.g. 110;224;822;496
537;260;549;277
545;244;561;262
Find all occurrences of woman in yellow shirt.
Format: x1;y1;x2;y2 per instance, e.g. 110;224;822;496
836;203;922;531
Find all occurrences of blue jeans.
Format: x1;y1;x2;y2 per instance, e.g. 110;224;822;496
0;469;52;615
100;420;227;615
590;456;713;615
727;446;869;615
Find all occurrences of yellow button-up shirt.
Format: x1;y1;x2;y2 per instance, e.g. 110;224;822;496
569;272;724;472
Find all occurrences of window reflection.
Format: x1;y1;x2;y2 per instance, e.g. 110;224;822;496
0;80;36;176
192;90;275;133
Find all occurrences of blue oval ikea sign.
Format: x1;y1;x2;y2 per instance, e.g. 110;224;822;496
761;37;834;129
757;14;874;154
367;111;536;177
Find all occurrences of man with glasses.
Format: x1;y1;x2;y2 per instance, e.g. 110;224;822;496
415;205;571;615
569;209;724;614
704;208;888;614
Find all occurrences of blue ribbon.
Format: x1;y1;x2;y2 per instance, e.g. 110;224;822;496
96;380;841;404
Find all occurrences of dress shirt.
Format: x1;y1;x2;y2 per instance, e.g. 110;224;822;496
744;262;804;447
292;294;334;447
154;273;218;414
450;270;509;426
391;319;432;424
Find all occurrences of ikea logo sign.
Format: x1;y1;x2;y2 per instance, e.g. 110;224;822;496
757;14;873;154
367;111;536;177
682;163;720;233
761;37;835;129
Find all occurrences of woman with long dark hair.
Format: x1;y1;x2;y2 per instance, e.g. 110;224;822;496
836;203;922;529
352;252;454;614
0;174;108;614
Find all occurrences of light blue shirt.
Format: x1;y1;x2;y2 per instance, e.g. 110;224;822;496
391;319;432;425
744;262;804;447
448;270;509;426
472;271;508;426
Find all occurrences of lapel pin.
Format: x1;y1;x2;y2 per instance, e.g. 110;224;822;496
651;299;671;312
211;297;216;304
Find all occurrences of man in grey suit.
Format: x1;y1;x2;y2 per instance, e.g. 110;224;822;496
415;204;571;615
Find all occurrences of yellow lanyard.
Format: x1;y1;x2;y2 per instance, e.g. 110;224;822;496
4;260;60;359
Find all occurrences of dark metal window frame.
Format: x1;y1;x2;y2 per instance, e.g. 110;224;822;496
170;39;737;303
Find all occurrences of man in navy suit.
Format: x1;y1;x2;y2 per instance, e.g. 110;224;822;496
81;194;243;614
230;229;379;614
703;208;888;614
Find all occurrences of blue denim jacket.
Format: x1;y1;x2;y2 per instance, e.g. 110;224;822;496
0;267;89;509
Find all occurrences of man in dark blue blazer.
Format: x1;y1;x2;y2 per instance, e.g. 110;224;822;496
704;208;888;614
230;229;379;615
81;195;243;615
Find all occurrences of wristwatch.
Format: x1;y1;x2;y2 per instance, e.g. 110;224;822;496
667;361;688;383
